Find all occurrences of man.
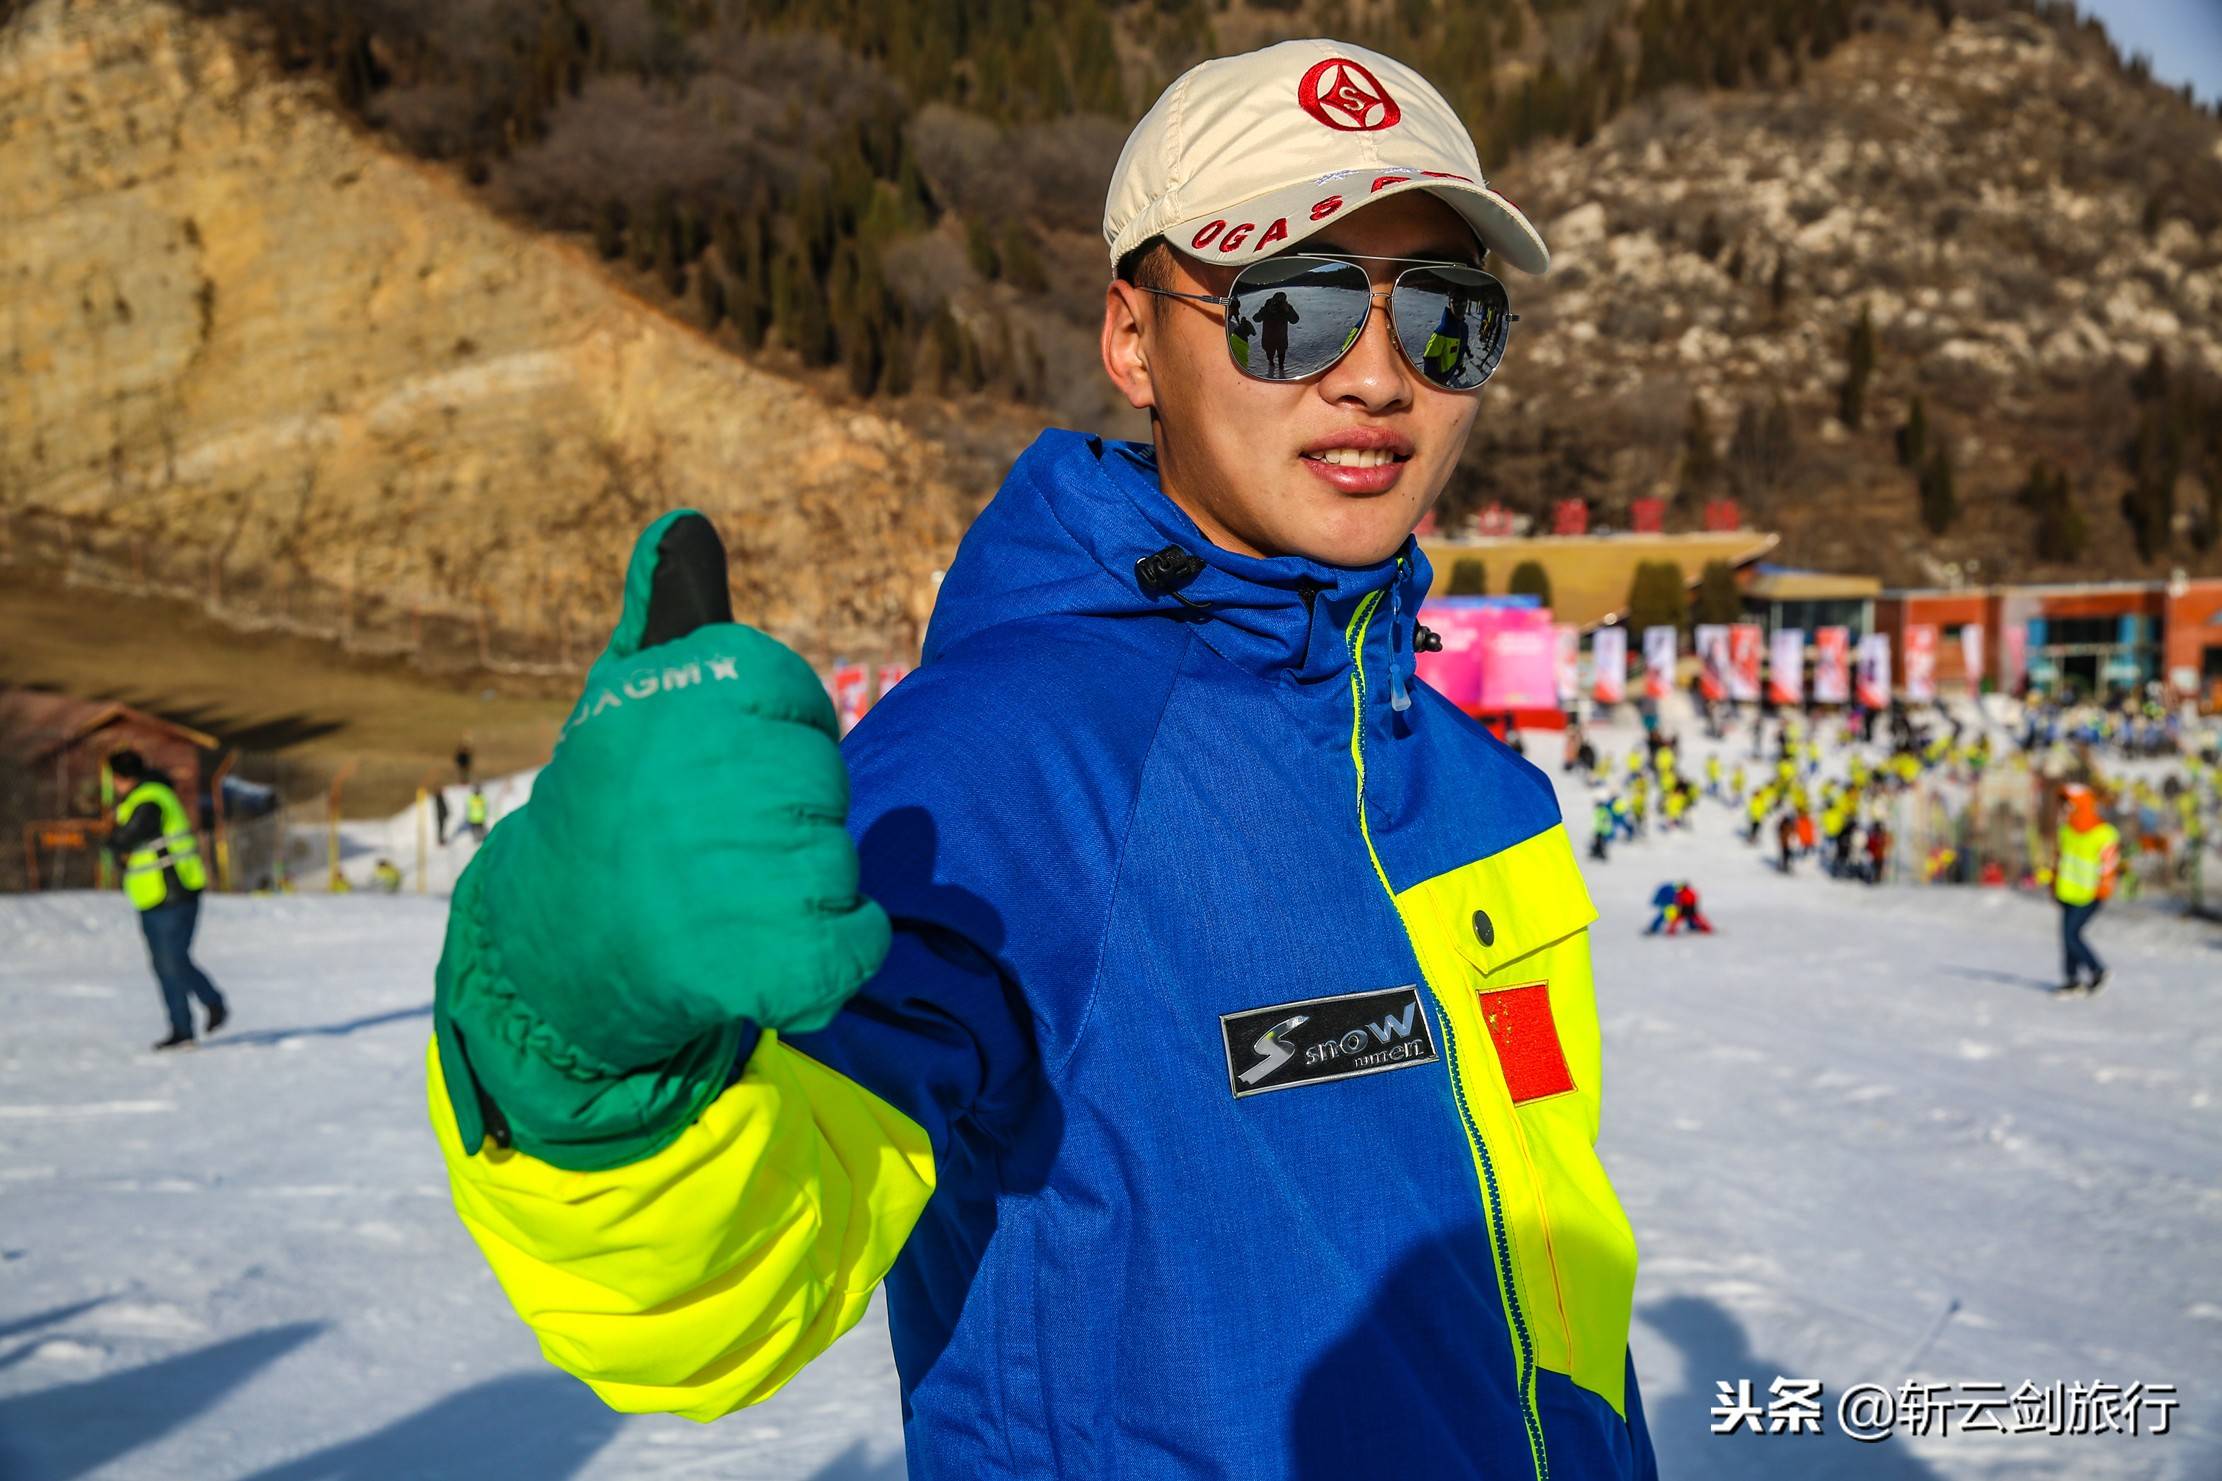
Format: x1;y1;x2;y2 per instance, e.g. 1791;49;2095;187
2052;783;2120;994
428;39;1653;1480
463;785;488;844
104;749;227;1051
1253;288;1300;377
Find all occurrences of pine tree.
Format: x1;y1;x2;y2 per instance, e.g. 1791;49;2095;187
1000;222;1048;293
1680;395;1719;490
844;316;881;397
1918;443;1957;534
594;198;627;262
1896;395;1928;468
1693;560;1742;625
1625;561;1690;633
1695;212;1726;262
693;264;727;330
1508;560;1553;607
1837;304;1875;429
2026;460;2086;563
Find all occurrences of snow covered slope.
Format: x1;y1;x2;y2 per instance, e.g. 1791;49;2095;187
2;752;2216;1479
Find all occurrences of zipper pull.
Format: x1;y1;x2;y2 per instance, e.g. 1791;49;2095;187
1388;568;1412;713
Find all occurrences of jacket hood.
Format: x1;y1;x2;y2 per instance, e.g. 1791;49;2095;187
923;429;1433;691
2065;790;2103;831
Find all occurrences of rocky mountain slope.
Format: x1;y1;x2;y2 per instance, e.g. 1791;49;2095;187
1482;3;2222;586
3;0;2218;688
0;0;966;670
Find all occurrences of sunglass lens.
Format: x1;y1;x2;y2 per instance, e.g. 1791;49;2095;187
1392;267;1511;390
1224;257;1372;381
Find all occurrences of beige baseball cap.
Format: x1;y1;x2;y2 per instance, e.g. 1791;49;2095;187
1104;39;1548;277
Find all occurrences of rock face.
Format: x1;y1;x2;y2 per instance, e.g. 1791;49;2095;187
1476;7;2222;584
0;0;966;669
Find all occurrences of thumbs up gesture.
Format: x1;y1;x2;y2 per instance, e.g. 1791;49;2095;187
433;512;892;1170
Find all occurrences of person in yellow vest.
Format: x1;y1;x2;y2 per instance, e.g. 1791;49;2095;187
465;784;490;844
373;857;405;894
103;750;228;1051
2052;783;2121;996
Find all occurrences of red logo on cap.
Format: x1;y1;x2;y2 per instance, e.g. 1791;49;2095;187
1298;58;1401;132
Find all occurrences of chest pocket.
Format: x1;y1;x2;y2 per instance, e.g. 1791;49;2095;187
1391;822;1640;1422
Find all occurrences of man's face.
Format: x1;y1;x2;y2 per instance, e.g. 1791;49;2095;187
1101;191;1487;568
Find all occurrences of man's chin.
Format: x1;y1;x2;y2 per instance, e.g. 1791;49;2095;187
1271;492;1422;569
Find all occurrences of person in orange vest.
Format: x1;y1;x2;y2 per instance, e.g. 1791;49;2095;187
2052;783;2121;995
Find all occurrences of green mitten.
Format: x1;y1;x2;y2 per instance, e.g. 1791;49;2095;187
433;510;892;1170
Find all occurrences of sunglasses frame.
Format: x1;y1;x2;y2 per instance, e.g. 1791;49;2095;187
1135;253;1518;391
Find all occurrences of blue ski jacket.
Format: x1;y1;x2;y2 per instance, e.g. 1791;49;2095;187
431;429;1655;1481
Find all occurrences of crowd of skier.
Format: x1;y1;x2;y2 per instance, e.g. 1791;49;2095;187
1563;686;2222;982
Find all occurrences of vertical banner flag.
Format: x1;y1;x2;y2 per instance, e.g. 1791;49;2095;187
1727;623;1764;702
876;663;909;700
1856;633;1893;708
1555;624;1581;708
1694;624;1730;702
1642;626;1677;700
2001;624;2027;693
1813;627;1851;704
831;661;870;735
1959;624;1985;689
1904;624;1938;701
1767;628;1805;705
1592;626;1627;704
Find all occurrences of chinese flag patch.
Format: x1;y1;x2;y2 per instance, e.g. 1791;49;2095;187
1478;982;1575;1104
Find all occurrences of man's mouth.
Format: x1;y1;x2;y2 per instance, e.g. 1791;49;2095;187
1301;447;1411;469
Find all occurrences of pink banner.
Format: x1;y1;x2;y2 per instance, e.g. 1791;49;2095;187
1813;627;1850;704
1904;624;1938;701
1477;607;1559;713
1417;605;1559;713
1415;604;1486;710
1727;624;1763;703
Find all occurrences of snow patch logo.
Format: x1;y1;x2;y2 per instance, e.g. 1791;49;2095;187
1221;986;1437;1098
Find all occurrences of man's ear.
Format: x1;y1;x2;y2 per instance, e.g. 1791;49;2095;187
1101;281;1157;412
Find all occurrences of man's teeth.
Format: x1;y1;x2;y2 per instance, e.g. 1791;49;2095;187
1307;447;1400;468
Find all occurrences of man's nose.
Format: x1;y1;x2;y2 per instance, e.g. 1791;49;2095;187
1318;286;1412;409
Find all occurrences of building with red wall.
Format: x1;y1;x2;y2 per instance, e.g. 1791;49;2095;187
1873;579;2222;703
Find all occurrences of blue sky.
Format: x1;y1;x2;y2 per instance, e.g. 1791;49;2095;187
2074;0;2222;105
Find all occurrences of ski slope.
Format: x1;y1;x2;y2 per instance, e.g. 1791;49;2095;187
2;747;2217;1480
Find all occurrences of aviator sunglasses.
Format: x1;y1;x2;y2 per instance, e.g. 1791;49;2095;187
1137;253;1517;391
